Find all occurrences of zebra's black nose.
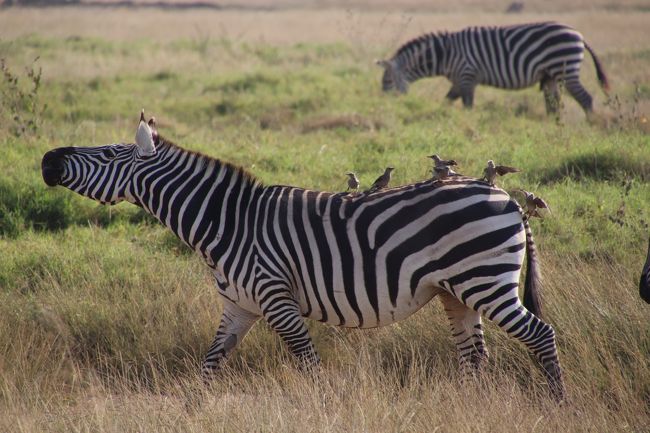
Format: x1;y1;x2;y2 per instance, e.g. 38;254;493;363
41;147;74;186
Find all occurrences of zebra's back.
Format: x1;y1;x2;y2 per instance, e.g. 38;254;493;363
450;22;585;89
259;178;526;328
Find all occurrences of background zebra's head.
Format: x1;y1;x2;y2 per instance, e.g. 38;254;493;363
41;114;158;205
377;59;409;93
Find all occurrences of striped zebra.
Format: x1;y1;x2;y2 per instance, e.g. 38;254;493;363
41;113;565;400
641;237;650;303
378;22;609;117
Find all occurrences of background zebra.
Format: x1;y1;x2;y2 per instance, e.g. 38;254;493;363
378;22;609;117
41;113;565;400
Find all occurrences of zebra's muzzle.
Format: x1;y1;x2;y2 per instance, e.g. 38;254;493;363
41;147;74;186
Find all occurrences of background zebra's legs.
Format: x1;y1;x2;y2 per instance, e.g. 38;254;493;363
542;78;562;116
459;78;477;108
482;296;565;401
564;76;594;114
261;291;321;369
201;299;260;382
439;292;488;376
445;86;462;104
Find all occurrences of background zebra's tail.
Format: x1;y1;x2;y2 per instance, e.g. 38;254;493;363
523;218;544;319
584;42;610;93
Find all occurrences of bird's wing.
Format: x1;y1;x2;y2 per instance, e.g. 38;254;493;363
533;197;549;209
496;165;521;175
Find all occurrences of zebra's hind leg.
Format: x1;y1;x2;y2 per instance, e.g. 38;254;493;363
482;294;565;401
201;298;260;382
565;76;594;115
542;77;562;116
261;290;321;369
439;292;488;376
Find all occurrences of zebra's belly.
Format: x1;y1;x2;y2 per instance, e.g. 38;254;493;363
299;280;440;329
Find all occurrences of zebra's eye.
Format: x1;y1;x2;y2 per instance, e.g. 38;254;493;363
102;148;117;159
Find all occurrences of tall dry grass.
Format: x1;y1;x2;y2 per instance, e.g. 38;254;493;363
1;228;648;432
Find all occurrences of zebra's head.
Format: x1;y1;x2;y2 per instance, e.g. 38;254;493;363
377;59;409;94
42;111;158;205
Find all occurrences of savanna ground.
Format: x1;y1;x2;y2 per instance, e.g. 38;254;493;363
0;1;649;431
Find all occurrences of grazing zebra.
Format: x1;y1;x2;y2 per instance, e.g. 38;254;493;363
641;237;650;304
378;22;609;117
41;113;565;400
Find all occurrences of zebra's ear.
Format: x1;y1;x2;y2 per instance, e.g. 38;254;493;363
135;109;156;156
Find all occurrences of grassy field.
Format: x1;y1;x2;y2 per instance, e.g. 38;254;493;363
1;3;649;432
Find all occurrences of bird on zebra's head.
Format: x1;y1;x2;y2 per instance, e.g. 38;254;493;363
41;110;566;402
379;22;609;118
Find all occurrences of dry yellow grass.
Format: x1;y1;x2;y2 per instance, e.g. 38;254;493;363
1;250;647;432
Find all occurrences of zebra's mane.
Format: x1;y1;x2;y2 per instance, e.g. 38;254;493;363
393;31;449;59
155;135;261;187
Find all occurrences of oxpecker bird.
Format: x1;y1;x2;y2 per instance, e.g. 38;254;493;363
345;172;360;192
515;189;551;219
433;165;452;181
369;167;394;192
483;160;520;185
428;154;458;168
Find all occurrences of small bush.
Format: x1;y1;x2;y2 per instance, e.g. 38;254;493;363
0;58;46;138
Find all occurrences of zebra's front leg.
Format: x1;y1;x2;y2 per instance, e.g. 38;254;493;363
261;289;320;369
201;298;260;382
542;77;562;116
439;292;488;376
445;86;462;104
456;70;478;108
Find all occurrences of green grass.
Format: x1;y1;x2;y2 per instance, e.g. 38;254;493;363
1;8;649;432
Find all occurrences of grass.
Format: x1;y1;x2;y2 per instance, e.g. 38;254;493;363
0;4;649;432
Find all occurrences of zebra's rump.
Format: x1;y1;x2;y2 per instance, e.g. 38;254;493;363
457;22;586;88
272;178;527;328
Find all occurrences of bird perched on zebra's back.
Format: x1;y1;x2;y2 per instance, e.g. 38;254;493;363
483;160;520;186
345;172;360;192
428;154;458;168
514;189;551;219
377;22;609;118
428;154;458;180
432;165;454;181
368;167;394;192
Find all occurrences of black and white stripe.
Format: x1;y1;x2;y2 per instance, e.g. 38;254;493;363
379;22;609;116
42;131;565;400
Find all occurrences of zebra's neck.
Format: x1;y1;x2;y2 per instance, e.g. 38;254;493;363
130;138;260;263
395;32;448;82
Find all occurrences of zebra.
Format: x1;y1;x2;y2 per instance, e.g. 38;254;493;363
641;237;650;304
41;112;565;400
378;22;609;117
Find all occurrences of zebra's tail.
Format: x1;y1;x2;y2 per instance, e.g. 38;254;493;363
523;217;544;319
640;236;650;304
584;42;610;93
